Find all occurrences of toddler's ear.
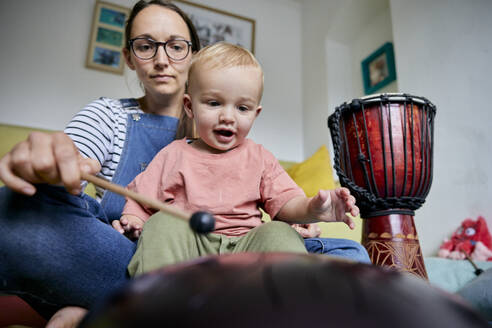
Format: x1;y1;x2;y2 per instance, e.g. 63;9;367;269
255;106;262;117
183;94;194;119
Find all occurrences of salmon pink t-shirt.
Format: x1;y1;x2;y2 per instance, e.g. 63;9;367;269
122;138;304;236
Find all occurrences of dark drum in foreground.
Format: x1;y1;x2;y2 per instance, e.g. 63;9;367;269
80;252;488;328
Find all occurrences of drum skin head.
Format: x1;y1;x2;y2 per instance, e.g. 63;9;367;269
80;253;488;328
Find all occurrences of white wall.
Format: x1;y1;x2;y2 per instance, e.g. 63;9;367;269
0;0;142;128
301;0;395;159
301;0;336;160
302;0;492;256
0;0;304;161
390;0;492;255
203;0;304;161
350;5;397;98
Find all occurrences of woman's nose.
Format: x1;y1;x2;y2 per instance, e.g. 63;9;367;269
154;45;170;66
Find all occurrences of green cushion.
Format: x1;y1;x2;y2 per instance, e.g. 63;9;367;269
0;124;46;187
0;123;50;160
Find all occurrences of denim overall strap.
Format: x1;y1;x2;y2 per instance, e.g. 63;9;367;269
100;99;179;222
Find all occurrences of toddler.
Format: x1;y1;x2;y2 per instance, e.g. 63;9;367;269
114;42;359;276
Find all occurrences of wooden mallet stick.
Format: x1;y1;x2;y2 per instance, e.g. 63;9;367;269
81;172;215;233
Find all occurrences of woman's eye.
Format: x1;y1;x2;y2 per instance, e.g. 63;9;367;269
171;44;184;51
167;41;186;52
137;43;153;52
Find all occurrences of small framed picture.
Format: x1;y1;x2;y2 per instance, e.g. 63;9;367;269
361;42;397;95
86;1;130;75
174;0;256;54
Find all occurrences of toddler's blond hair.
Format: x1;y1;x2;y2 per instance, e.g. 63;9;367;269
187;42;264;101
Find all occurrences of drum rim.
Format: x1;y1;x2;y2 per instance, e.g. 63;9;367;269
358;93;430;105
331;93;437;119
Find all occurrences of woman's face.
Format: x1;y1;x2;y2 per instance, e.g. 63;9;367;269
124;5;192;99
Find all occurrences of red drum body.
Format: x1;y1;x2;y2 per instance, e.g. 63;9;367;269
328;94;436;279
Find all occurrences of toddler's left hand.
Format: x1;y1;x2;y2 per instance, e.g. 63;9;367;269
308;187;358;229
112;214;144;240
292;223;322;238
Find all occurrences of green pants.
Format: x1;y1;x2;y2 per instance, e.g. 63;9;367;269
128;212;307;276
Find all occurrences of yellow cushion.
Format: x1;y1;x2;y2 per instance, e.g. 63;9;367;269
284;145;362;242
285;145;335;197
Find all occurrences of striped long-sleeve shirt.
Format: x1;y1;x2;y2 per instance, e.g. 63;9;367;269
64;97;143;201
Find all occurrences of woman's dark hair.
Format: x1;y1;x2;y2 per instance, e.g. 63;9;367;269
125;0;201;53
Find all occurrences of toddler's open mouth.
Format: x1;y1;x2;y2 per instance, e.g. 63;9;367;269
214;129;234;137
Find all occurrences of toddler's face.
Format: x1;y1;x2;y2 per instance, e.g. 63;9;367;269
185;65;262;153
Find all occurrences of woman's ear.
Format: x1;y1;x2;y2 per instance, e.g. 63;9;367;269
123;48;135;71
183;94;194;119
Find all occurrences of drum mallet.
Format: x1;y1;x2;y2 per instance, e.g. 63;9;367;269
81;172;215;233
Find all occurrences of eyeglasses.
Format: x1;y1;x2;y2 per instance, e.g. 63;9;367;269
129;38;192;61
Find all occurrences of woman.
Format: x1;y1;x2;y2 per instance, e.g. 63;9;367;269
0;1;199;326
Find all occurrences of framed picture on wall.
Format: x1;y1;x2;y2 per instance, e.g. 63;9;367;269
86;1;130;75
361;42;397;95
174;0;256;53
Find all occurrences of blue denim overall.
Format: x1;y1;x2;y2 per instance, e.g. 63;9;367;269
0;99;179;317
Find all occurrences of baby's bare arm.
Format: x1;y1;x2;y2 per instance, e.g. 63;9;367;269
276;188;358;229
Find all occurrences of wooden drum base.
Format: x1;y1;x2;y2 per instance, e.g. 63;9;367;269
362;213;428;279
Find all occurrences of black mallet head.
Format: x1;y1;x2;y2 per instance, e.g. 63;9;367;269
189;211;215;233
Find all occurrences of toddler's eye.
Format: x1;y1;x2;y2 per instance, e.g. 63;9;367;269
208;100;220;107
238;105;249;112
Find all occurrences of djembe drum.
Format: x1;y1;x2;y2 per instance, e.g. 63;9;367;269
328;93;436;279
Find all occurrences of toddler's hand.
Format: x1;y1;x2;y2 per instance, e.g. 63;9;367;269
112;214;144;240
292;223;322;238
308;188;358;229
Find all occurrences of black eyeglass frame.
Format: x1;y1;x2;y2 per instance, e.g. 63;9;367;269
128;37;193;61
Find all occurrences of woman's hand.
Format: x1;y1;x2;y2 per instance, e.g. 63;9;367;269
0;131;100;195
112;214;145;240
